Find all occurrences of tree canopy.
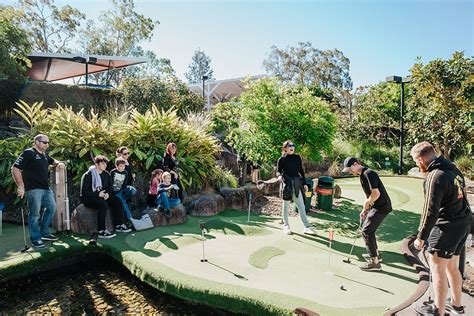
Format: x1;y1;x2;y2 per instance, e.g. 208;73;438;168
185;49;214;84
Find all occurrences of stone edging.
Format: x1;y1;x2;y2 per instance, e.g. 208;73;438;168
383;235;429;316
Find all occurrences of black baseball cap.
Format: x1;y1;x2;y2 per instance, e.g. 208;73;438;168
342;157;358;172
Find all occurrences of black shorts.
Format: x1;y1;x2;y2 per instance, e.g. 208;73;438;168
427;218;470;259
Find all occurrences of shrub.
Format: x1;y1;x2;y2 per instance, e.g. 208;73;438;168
455;155;473;179
2;101;222;194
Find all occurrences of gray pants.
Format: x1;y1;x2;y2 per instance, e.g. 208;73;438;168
282;192;310;228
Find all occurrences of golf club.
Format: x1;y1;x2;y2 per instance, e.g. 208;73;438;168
343;218;363;264
20;207;30;253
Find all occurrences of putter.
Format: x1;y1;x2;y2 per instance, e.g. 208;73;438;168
343;218;363;264
20;207;30;253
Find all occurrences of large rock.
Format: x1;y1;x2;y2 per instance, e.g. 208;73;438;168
186;194;225;216
71;204;114;235
260;180;281;196
219;187;248;210
146;204;187;226
244;185;263;200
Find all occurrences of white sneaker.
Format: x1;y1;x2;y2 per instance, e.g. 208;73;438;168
283;225;291;235
303;227;317;235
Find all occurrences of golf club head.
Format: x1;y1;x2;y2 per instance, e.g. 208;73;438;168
88;239;97;246
342;258;351;264
21;245;30;253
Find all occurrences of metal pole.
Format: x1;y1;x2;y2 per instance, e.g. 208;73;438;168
202;79;205;101
85;62;89;85
399;82;405;175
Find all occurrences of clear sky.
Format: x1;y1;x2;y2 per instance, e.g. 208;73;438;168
5;0;473;88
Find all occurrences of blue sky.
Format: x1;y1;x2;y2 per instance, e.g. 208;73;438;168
5;0;473;88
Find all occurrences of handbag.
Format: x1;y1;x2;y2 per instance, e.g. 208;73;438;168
130;214;154;231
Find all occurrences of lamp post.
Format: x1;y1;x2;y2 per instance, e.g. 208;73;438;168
385;75;411;175
202;75;209;109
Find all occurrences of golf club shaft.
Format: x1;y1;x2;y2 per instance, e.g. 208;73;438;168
21;207;27;245
348;220;363;257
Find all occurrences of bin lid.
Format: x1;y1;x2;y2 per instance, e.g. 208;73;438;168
318;176;334;184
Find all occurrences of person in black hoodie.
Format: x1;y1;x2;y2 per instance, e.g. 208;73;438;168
411;141;471;316
277;140;316;236
80;155;131;239
162;142;184;200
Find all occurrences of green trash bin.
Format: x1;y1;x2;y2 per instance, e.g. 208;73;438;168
304;178;314;211
316;176;334;211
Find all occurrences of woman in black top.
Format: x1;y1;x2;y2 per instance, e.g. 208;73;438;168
277;140;315;235
162;142;184;200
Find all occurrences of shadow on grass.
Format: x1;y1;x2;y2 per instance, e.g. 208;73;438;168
311;200;419;243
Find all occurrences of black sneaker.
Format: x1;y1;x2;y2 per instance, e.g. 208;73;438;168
98;230;116;239
115;224;131;233
41;234;59;241
413;303;448;316
445;300;465;314
32;240;46;248
362;253;383;262
359;260;382;272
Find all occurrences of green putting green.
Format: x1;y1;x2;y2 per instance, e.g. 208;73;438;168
0;176;426;315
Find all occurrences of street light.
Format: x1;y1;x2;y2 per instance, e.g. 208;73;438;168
386;75;411;175
202;75;209;104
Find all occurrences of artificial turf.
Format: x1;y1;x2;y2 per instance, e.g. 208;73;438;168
0;176;426;315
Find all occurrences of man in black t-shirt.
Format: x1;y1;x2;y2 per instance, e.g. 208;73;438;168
11;134;63;248
343;157;393;272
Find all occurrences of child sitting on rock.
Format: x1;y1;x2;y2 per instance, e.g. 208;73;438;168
147;168;163;207
111;158;137;221
156;171;181;217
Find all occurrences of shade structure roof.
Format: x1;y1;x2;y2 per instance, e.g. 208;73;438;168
27;52;148;82
188;75;266;110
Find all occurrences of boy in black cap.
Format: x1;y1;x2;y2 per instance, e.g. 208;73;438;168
342;157;392;271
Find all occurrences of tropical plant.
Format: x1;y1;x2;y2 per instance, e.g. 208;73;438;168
2;101;222;192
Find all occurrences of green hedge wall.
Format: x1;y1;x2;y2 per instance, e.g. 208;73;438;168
0;80;119;121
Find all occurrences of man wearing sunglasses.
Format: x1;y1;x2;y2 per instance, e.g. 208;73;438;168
12;134;63;248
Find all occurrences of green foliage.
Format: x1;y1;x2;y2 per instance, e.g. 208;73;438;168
0;6;31;81
0;134;32;199
213;78;337;165
1;102;222;191
120;77;204;116
185;49;214;84
18;0;85;53
209;166;238;189
407;51;473;159
342;82;401;145
454;155;473;179
80;0;158;86
263;41;352;90
211;101;242;135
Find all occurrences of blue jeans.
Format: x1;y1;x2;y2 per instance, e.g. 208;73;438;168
156;192;181;209
26;189;56;243
115;186;137;220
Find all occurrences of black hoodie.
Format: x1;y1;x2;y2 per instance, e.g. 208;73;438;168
417;156;471;241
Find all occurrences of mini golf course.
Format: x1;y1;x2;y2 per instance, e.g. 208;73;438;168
0;176;431;315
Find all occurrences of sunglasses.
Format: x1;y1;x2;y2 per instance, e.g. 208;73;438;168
39;141;49;144
286;144;295;148
122;152;129;155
